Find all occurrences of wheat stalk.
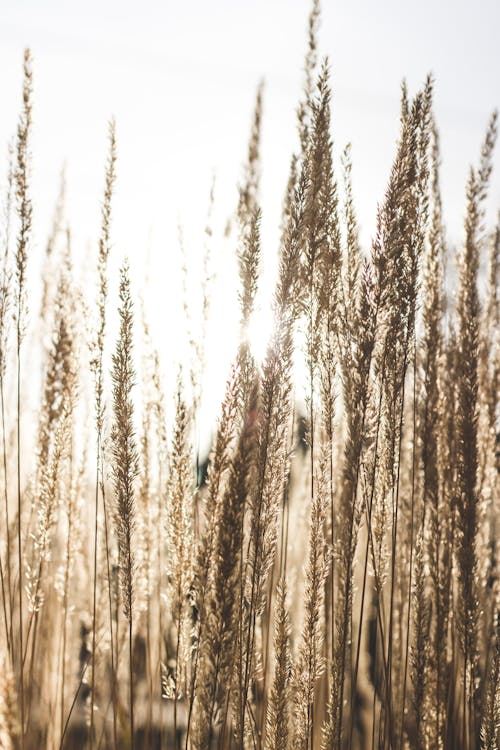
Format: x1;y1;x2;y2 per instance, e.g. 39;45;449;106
110;260;139;750
89;117;117;750
456;111;497;749
13;49;33;749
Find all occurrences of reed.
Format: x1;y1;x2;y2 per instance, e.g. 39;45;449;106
110;261;139;750
1;4;498;749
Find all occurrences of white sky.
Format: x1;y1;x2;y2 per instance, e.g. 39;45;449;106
1;0;499;436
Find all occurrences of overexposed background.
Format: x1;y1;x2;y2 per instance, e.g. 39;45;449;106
1;0;499;441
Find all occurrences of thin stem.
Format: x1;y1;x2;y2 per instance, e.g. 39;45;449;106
399;340;417;746
17;334;25;749
129;603;134;750
90;441;100;750
1;377;13;663
102;481;118;750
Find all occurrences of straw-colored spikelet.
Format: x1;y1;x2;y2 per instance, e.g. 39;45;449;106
165;378;194;696
13;49;33;743
111;260;138;622
91;118;116;435
340;142;361;338
25;273;76;615
14;48;32;347
238;82;263;232
110;260;138;748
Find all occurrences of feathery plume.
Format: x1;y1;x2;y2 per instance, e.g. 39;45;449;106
165;377;194;739
110;260;139;748
14;49;33;747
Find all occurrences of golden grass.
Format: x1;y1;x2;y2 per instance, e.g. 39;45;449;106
0;3;499;749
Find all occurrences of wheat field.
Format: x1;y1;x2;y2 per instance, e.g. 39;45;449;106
0;2;499;749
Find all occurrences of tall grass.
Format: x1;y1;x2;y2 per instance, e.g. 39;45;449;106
0;4;499;749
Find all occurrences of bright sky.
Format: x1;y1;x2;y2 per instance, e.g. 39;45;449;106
1;0;499;435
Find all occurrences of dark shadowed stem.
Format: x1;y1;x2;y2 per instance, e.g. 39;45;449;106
102;482;118;750
17;339;25;750
25;606;41;736
173;613;181;745
308;309;315;750
60;440;75;742
129;597;134;750
329;443;334;685
60;520;71;741
400;341;417;747
184;641;197;747
90;441;100;750
207;648;222;745
146;596;153;746
59;634;106;750
370;624;378;750
157;489;164;745
96;698;114;750
462;650;467;750
59;657;90;750
0;555;9;659
1;377;13;663
246;697;259;750
218;688;232;750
